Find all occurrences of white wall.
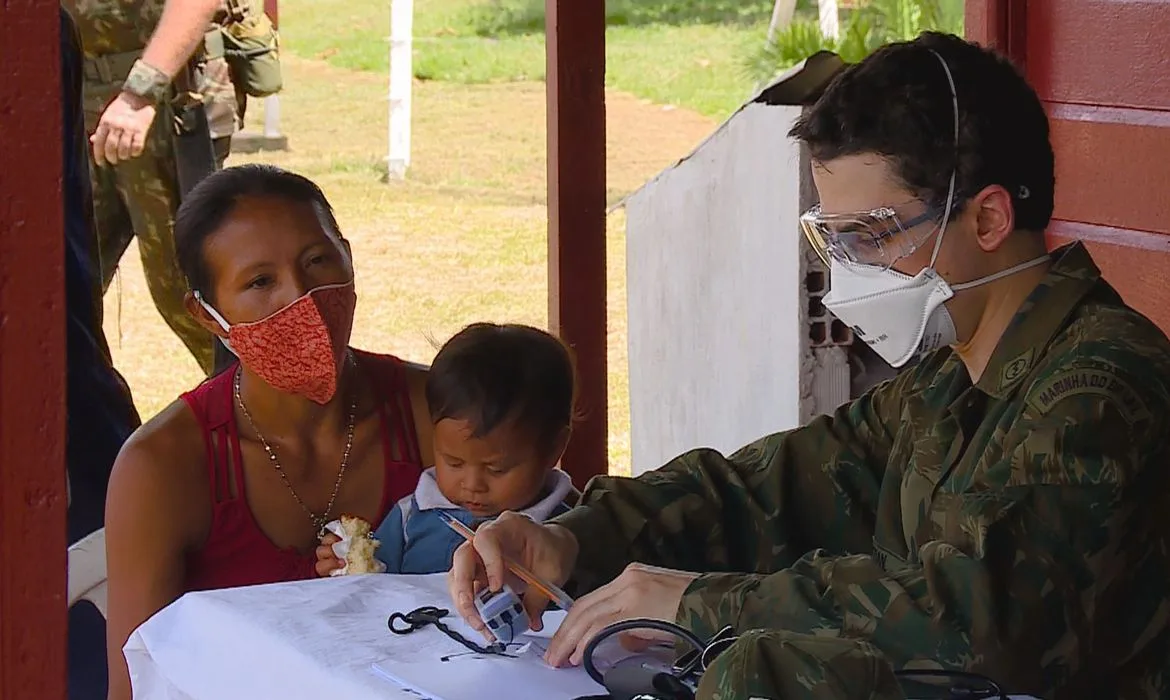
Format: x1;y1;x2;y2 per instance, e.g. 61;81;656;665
626;104;808;474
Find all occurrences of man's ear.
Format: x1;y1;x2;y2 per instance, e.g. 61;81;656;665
184;290;229;339
971;184;1016;253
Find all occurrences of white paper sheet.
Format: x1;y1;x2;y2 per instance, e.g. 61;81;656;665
123;573;596;700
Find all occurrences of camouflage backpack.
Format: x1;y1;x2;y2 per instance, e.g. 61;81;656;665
212;0;282;97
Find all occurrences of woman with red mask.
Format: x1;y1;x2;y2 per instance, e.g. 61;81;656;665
101;164;432;700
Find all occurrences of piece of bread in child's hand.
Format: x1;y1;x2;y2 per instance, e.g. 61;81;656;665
338;514;382;574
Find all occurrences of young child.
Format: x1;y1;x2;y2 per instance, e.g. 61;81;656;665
316;322;578;576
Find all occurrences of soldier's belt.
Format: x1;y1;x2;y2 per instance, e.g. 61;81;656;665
83;49;144;84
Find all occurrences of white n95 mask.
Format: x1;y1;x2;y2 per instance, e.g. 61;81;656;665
823;253;1051;368
822;261;957;368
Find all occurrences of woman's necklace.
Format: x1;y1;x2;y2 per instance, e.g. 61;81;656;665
233;355;358;537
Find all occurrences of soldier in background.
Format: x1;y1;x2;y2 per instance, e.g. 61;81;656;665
70;0;280;378
69;0;225;376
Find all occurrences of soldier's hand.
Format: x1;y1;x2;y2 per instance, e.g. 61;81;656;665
544;562;698;668
91;91;156;167
446;512;578;640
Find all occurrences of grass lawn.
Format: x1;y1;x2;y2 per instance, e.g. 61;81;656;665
278;0;771;119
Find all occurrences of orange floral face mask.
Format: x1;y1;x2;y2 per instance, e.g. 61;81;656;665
197;281;357;404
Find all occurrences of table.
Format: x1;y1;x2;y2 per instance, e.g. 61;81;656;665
124;573;610;700
124;573;1042;700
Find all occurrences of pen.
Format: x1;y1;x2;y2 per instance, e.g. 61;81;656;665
436;510;575;612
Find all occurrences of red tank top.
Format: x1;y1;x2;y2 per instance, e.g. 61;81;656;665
180;350;424;592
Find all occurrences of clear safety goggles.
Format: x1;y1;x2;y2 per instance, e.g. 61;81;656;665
799;203;947;271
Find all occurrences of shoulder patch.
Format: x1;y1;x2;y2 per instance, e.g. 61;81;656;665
1026;368;1151;424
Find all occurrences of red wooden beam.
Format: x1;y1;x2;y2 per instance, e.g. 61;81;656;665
0;2;68;699
965;0;1028;66
264;0;279;28
545;0;608;486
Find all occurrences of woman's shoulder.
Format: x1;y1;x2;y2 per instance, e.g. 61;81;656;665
106;397;213;550
121;397;205;460
112;399;210;509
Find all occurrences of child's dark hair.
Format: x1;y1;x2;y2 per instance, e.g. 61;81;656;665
426;323;577;456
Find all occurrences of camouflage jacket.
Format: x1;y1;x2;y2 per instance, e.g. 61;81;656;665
64;1;238;138
553;241;1170;698
62;0;165;58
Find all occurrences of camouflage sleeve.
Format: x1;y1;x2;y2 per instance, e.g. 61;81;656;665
678;359;1170;695
551;370;911;594
697;630;907;700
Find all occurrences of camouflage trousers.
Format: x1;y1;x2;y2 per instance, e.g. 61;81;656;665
696;629;907;700
84;80;216;376
203;54;237;189
201;53;242;142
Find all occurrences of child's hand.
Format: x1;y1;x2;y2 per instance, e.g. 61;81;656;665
315;532;345;577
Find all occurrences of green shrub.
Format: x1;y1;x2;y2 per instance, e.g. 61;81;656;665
745;0;964;84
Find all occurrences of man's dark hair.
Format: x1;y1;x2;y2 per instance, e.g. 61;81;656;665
790;31;1055;232
426;323;577;456
174;163;343;301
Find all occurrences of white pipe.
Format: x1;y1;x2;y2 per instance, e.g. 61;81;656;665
387;0;413;180
818;0;839;40
766;0;798;43
263;94;281;138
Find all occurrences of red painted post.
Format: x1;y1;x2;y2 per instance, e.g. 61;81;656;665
546;0;608;486
264;0;279;28
965;0;1028;66
0;2;68;699
965;0;1001;45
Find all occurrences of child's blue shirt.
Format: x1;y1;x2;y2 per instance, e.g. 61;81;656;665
372;467;576;574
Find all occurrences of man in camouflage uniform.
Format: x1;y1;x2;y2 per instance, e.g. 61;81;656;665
67;0;227;376
448;32;1170;699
